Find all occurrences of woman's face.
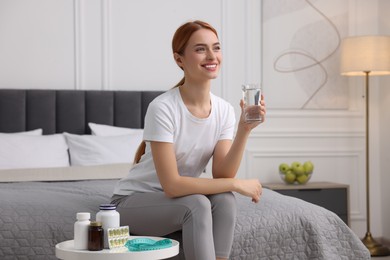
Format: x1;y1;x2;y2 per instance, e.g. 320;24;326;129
175;28;222;83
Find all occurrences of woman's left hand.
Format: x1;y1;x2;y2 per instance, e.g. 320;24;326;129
238;94;266;131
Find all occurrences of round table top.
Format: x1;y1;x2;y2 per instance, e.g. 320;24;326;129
55;236;180;260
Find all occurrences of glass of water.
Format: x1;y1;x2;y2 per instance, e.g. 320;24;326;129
242;83;262;122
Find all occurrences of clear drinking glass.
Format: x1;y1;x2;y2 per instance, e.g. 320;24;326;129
242;83;262;122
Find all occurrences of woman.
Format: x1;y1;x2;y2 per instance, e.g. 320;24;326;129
111;20;266;260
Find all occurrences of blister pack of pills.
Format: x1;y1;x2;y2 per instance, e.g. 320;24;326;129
107;226;130;249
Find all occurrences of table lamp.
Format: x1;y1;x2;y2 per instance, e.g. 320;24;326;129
340;35;390;256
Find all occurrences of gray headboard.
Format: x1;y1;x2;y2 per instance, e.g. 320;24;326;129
0;89;163;135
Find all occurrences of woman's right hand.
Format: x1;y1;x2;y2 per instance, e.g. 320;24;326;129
234;179;263;203
238;95;266;132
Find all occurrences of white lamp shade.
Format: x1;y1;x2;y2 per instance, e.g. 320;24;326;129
340;35;390;76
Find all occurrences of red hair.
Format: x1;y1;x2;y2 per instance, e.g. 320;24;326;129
133;21;218;164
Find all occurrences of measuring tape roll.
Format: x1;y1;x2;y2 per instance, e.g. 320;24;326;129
125;238;172;251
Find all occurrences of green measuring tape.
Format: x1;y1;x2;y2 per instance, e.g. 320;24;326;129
125;238;172;251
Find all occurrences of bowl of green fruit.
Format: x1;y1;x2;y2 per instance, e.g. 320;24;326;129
279;161;314;185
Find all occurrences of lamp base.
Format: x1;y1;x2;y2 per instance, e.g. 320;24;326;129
362;232;390;257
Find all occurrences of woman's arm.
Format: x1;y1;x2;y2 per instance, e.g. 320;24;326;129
212;97;266;179
151;141;262;202
211;129;249;179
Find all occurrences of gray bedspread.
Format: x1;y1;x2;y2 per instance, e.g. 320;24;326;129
231;189;369;260
0;180;370;259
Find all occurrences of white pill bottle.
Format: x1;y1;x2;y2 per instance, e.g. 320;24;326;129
74;212;91;250
96;203;120;248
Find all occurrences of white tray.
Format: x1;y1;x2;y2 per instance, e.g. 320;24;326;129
55;236;179;260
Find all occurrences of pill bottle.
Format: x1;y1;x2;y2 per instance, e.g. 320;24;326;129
96;203;120;248
74;212;91;250
88;221;104;251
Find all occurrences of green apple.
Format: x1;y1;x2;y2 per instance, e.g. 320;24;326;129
279;163;290;174
291;161;301;169
297;174;309;184
292;163;305;176
303;161;314;174
284;171;296;184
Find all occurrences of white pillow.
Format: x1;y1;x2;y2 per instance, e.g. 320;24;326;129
0;128;43;135
89;122;143;136
0;134;69;170
64;133;142;166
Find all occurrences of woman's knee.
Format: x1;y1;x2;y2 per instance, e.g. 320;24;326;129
181;194;213;231
210;192;236;209
209;192;237;221
184;194;212;216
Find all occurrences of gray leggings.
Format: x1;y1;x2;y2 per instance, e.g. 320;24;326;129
111;192;237;260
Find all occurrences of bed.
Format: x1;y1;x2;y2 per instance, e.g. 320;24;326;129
0;89;370;259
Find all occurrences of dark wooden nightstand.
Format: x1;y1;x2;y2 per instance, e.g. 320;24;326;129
263;182;350;226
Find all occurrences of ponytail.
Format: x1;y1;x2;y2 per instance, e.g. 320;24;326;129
133;141;146;164
134;76;184;165
173;77;185;88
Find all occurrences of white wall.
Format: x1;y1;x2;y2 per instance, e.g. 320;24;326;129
0;0;388;239
0;0;75;88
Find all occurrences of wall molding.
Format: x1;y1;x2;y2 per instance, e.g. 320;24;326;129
244;0;251;82
220;0;228;99
73;0;82;90
245;0;261;84
245;148;364;157
250;129;364;138
266;108;364;118
101;0;111;90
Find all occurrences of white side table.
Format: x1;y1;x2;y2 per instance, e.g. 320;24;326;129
55;236;180;260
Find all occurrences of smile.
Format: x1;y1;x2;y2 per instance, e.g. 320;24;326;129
202;64;217;69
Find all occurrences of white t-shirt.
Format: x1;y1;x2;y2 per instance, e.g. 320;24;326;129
113;87;235;195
